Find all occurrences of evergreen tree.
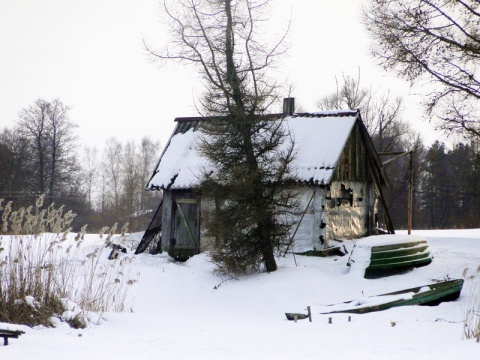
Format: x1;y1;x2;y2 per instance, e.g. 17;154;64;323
147;0;296;274
419;141;453;228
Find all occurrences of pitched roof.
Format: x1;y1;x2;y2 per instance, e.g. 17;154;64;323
147;111;361;190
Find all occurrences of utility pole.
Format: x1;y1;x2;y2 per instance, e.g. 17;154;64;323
379;151;414;235
407;152;413;235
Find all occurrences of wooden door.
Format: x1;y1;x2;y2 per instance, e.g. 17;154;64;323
171;194;200;260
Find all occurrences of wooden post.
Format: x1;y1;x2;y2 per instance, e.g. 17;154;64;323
283;97;295;116
408;152;413;235
378;150;416;236
307;306;312;322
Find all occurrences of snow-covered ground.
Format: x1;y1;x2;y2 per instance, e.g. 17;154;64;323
2;229;480;359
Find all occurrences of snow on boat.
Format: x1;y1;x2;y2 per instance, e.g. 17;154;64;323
347;235;433;277
319;279;464;315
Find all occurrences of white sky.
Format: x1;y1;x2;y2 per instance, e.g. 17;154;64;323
0;0;438;149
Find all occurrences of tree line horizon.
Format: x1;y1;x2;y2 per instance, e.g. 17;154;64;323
1;88;478;234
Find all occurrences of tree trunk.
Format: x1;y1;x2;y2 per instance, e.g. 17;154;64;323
259;216;277;272
48;132;57;204
224;0;277;272
37;136;45;194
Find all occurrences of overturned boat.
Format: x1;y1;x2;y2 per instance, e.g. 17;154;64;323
319;279;464;315
347;235;433;278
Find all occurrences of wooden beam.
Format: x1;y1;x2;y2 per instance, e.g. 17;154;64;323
379;151;412;166
135;199;163;254
378;151;407;156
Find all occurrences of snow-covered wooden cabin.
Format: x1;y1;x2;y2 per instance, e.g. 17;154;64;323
135;99;393;259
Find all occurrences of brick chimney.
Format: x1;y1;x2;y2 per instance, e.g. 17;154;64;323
283;97;295;116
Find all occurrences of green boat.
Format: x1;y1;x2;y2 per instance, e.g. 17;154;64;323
347;235;433;278
367;240;432;271
319;279;464;314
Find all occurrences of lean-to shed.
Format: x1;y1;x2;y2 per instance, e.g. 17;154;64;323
136;100;393;259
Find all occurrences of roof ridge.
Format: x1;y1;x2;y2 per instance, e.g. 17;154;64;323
292;110;358;118
174;110;358;122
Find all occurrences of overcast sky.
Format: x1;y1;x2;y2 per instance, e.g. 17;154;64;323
0;0;437;150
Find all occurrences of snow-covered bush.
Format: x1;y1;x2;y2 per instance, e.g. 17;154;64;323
0;197;137;328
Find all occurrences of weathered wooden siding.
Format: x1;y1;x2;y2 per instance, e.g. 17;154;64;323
287;187;327;252
161;190;173;253
323;122;377;242
269;180;376;250
324;180;375;241
161;190;200;259
333;122;372;183
198;188;328;253
165;182;377;256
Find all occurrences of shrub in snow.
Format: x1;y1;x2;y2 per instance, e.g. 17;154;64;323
0;196;137;328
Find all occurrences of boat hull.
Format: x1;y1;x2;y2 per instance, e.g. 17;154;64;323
320;279;464;314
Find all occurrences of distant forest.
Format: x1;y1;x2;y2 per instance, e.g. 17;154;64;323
0;99;161;233
1;97;479;233
382;140;480;230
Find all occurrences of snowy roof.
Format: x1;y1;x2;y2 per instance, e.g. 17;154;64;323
148;111;360;190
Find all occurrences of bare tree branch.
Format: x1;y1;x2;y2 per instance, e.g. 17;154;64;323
363;0;480;139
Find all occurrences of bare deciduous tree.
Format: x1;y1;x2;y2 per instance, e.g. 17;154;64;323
139;137;161;211
317;73;409;152
121;140;141;220
363;0;480;139
0;128;32;204
96;137;161;230
15;98;80;203
16;99;50;194
82;146;98;210
45;99;79;203
102;138;123;211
